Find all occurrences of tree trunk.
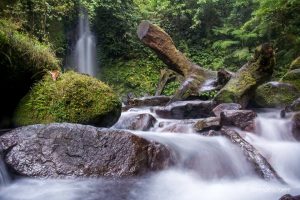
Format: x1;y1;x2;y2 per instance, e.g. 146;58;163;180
137;20;216;102
214;43;275;108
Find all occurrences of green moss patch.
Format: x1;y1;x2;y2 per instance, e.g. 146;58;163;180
254;81;300;108
281;69;300;91
14;71;121;127
0;18;61;128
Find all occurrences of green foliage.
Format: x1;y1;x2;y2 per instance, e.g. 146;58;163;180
14;71;121;126
0;19;60;73
100;57;164;97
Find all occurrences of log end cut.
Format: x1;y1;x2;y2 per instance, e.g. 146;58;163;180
137;20;151;40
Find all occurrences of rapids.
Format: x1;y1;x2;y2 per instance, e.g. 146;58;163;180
0;108;299;200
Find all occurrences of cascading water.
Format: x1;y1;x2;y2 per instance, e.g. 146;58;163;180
0;108;299;199
73;10;97;76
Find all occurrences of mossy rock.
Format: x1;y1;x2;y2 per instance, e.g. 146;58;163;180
254;82;300;108
281;69;300;91
290;56;300;70
0;19;60;127
14;71;121;127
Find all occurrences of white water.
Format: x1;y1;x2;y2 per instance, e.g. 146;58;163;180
0;108;299;199
73;10;97;76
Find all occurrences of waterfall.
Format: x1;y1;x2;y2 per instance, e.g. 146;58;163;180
0;156;9;186
73;10;97;77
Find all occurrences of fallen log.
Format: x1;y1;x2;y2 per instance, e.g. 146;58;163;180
137;20;216;103
214;43;275;107
221;127;285;183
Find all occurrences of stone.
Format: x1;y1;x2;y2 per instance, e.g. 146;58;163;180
290;98;300;112
254;82;299;108
212;103;242;117
193;117;220;132
0;123;174;178
13;71;122;127
220;110;257;131
124;96;171;111
113;113;157;131
279;194;300;200
152;100;215;119
221;127;285;183
281;69;300;91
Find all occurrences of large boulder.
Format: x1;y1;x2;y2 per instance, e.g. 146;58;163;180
214;43;275;108
113;113;157;131
254;82;299;108
14;71;121;127
220;110;257;131
0;19;60;128
0;123;174;178
281;69;300;91
152;100;215;119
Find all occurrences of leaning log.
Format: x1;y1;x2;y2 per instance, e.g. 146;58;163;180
214;43;275;107
137;20;216;102
221;127;285;183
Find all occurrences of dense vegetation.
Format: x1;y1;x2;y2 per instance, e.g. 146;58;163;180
1;0;299;97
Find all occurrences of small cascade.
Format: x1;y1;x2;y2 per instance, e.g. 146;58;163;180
73;9;97;76
0;156;10;186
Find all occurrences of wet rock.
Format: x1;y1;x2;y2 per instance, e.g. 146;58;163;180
281;69;300;91
157;120;195;133
0;123;174;178
124;96;171;111
220;110;257;131
279;194;300;200
255;81;299;108
193;117;220;132
153;100;215;119
113;113;157;131
292;112;300;141
212;103;242;117
217;68;234;86
221;127;285;183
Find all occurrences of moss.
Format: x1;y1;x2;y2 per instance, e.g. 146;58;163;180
290;56;300;70
14;71;121;127
214;44;275;107
100;58;165;97
0;18;61;128
281;69;300;91
254;82;300;108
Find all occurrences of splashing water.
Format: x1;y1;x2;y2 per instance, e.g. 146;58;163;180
0;108;299;199
73;10;97;76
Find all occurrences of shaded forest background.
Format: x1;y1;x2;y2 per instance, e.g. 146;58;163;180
1;0;300;97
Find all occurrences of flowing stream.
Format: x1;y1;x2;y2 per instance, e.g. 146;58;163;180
0;108;299;199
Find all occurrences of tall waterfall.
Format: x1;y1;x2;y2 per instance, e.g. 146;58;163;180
73;10;97;77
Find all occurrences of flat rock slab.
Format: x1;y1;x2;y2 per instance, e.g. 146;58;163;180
124;96;171;111
220;110;257;131
0;123;174;178
193;117;220;132
113;113;157;131
212;103;242;117
152;100;215;119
